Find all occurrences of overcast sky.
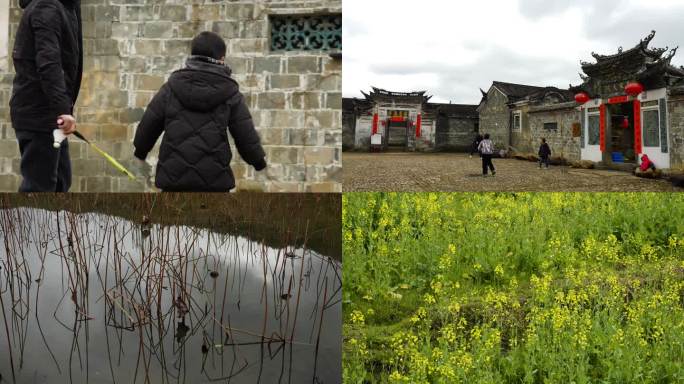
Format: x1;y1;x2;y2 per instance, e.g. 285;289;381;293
343;0;684;104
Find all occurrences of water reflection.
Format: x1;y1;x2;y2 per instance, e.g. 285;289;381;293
0;208;341;383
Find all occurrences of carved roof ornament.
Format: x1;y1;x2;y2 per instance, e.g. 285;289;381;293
665;46;679;61
642;30;657;46
368;86;428;98
363;87;431;104
649;46;668;57
587;30;664;64
573;30;684;96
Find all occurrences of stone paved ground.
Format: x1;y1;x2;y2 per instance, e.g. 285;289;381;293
343;153;683;192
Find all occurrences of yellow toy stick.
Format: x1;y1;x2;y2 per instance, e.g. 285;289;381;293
55;119;136;180
56;125;136;180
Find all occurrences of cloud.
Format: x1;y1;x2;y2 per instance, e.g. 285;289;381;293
517;0;624;20
343;0;684;103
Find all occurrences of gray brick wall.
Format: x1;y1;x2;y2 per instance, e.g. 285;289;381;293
342;109;356;150
478;88;510;150
0;0;341;192
668;94;684;169
525;106;581;161
435;117;478;152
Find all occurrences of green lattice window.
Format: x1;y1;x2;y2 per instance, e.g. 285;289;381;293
642;108;660;147
270;14;342;52
588;114;600;145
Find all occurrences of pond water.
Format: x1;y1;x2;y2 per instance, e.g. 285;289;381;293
0;208;341;383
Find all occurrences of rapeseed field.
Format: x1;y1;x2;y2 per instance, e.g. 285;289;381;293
343;193;684;383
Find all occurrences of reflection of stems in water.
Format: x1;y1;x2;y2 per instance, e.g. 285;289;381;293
0;203;341;383
0;278;16;383
256;241;269;384
312;276;328;382
290;220;309;344
33;263;62;374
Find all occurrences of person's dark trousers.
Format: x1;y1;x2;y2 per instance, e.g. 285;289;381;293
540;155;550;168
482;154;495;175
16;131;71;192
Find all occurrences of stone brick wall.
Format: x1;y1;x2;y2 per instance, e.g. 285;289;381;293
667;94;684;169
509;105;531;154
414;117;433;152
342;107;355;150
435;117;478;152
352;115;372;149
0;0;341;192
525;104;581;161
478;88;510;150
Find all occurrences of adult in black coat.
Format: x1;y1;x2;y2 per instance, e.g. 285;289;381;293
538;138;551;169
133;32;266;192
10;0;82;192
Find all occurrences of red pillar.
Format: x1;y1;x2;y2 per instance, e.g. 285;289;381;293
633;100;642;155
372;113;378;135
599;104;606;152
416;114;422;138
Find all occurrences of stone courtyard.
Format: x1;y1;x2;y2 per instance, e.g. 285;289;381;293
343;153;681;192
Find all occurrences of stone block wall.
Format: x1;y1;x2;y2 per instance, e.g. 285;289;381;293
342;108;356;150
526;106;581;161
435;117;478;152
667;94;684;169
477;88;510;150
509;105;529;153
352;115;372;150
0;0;342;192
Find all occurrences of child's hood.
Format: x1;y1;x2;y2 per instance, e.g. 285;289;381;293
20;0;80;9
167;58;239;112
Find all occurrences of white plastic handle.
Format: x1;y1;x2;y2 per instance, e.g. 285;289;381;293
53;129;67;148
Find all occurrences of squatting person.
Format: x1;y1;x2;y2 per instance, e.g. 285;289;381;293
133;31;267;192
10;0;83;192
478;133;496;176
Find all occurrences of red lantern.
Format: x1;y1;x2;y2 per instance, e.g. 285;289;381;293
574;92;590;104
625;82;644;97
620;117;629;129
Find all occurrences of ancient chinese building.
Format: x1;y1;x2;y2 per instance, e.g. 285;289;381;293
477;81;576;157
342;87;479;152
570;30;684;169
478;31;684;170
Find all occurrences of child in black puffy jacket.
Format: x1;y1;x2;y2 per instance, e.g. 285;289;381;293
134;31;266;192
